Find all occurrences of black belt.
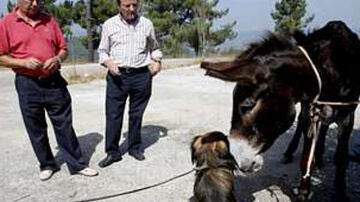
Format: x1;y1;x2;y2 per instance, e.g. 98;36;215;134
118;66;148;74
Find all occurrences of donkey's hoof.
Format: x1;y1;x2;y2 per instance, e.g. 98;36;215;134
292;188;313;202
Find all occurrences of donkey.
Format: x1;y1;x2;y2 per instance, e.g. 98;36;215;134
201;21;360;201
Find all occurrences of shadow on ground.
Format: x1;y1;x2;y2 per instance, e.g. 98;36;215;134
119;125;168;155
54;132;103;166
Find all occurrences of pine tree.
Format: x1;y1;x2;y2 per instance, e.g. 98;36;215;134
271;0;314;36
144;0;236;57
72;0;118;62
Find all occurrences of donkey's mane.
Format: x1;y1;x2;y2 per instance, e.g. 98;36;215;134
236;32;295;61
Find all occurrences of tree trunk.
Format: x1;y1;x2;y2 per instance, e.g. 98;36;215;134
86;0;94;62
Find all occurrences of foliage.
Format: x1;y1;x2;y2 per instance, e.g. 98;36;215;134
2;0;236;58
144;0;237;57
73;0;118;50
7;0;15;12
271;0;314;36
43;0;75;39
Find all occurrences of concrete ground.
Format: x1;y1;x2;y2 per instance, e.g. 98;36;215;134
1;65;360;202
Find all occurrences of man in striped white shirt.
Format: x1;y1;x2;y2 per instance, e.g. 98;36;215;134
98;0;162;167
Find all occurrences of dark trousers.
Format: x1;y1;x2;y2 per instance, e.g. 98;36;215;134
105;68;152;155
15;74;87;174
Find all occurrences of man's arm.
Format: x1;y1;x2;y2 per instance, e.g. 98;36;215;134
98;23;120;75
147;22;163;76
43;48;67;70
0;54;42;69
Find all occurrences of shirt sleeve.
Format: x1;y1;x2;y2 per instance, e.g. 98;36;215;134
147;22;163;61
98;23;111;64
0;19;10;55
52;17;67;52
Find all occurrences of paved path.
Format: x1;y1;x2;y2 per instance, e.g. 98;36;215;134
0;66;360;202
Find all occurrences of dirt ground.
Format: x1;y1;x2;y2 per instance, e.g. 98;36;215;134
1;65;360;202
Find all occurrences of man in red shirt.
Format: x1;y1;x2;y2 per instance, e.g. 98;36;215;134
0;0;98;181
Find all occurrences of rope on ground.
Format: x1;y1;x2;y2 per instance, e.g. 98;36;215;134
73;168;195;202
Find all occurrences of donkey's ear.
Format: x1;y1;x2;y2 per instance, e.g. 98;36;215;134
201;60;269;84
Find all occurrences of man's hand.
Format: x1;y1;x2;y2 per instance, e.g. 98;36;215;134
105;60;121;76
149;61;161;76
23;57;43;69
43;56;60;72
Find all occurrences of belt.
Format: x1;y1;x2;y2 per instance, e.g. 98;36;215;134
36;73;60;82
19;72;61;82
118;66;148;74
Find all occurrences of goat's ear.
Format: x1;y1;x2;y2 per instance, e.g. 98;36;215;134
201;60;269;84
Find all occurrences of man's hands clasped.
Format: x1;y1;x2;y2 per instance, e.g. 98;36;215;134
23;56;61;72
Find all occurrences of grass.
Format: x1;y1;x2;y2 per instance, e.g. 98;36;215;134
66;72;106;85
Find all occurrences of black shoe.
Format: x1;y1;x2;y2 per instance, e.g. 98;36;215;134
98;154;122;168
128;151;145;161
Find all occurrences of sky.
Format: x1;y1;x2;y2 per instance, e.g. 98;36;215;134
1;0;359;37
216;0;359;33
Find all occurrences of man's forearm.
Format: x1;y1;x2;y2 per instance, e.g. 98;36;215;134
55;49;67;63
0;55;26;69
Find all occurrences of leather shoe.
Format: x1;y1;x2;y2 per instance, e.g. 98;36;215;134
98;154;122;168
129;151;145;161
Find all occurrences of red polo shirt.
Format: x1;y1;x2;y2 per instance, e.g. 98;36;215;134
0;8;67;77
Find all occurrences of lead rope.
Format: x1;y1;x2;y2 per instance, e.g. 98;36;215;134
74;168;196;202
298;46;322;179
298;46;360;179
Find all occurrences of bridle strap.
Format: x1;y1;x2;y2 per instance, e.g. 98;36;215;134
298;46;322;103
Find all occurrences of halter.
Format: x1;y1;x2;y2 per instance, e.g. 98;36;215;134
297;46;360;179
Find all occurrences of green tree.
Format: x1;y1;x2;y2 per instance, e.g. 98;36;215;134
144;0;236;57
271;0;314;36
7;0;16;12
44;0;75;40
72;0;118;61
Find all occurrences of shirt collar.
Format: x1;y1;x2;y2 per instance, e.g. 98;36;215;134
118;13;140;26
11;7;48;23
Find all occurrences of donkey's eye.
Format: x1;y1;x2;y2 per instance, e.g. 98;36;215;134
239;97;256;114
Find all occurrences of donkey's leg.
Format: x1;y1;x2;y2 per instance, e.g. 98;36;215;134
334;112;354;201
283;103;310;164
297;128;315;202
314;123;329;168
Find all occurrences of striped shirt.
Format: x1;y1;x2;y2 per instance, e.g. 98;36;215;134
98;14;162;68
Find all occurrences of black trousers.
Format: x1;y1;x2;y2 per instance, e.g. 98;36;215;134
15;74;87;174
105;67;152;155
